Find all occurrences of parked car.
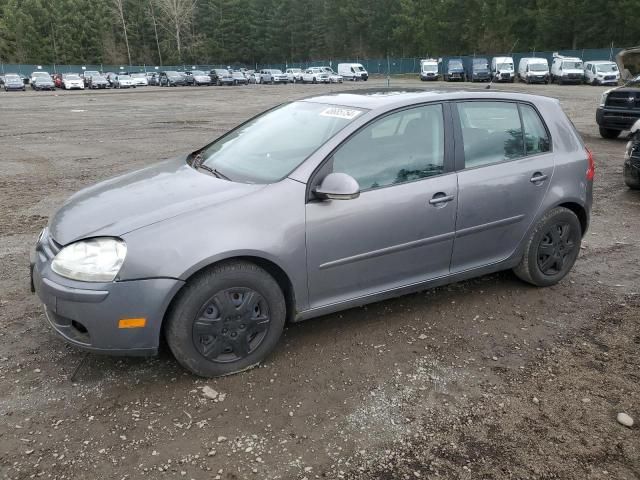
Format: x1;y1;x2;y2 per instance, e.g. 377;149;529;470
320;67;343;83
286;68;303;82
210;69;234;86
31;90;593;378
584;61;620;86
3;74;26;91
130;73;149;86
491;56;515;82
112;74;136;89
596;74;640;138
337;63;368;81
246;72;260;84
469;58;490;82
159;71;186;87
62;74;85;90
518;58;550;84
259;69;288;84
52;73;64;88
444;58;465;81
87;75;110;89
302;67;330;84
81;70;101;86
146;73;160;86
550;53;583;85
419;59;439;81
18;73;29;85
624;119;640;189
30;71;51;85
31;76;55;91
187;70;211;86
232;71;248;85
178;72;194;86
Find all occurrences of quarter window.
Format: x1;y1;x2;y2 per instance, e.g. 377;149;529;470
457;102;524;168
332;104;445;190
520;104;550;155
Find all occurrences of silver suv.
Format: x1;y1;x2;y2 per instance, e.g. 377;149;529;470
31;90;593;377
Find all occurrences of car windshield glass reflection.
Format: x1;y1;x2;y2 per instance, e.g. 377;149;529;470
198;102;364;184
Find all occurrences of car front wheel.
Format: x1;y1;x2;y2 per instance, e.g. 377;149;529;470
166;260;286;377
513;207;582;287
599;127;621;139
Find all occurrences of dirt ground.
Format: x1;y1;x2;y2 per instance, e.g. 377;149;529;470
0;78;638;480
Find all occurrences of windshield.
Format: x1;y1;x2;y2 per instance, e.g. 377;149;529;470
131;73;145;78
119;75;131;79
271;70;283;74
192;70;205;75
232;72;244;77
473;62;488;70
198;102;364;183
215;69;228;75
6;75;20;81
529;64;548;71
497;63;513;70
422;64;438;72
596;64;618;73
562;61;582;69
65;75;81;80
93;76;106;81
32;72;49;77
166;71;179;76
355;66;365;71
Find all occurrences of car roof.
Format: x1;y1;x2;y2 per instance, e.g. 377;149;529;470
299;89;557;110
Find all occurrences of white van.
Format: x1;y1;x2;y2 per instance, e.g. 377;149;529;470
584;61;620;86
337;63;368;81
517;58;549;84
550;53;583;84
491;56;515;82
419;59;439;81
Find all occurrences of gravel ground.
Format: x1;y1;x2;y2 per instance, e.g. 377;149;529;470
0;79;638;480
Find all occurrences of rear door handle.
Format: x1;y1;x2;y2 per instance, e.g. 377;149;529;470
429;193;455;206
530;172;548;183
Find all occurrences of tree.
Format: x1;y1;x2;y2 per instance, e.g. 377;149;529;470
110;0;132;65
155;0;198;63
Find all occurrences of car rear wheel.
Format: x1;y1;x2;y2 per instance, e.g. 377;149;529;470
166;260;286;377
599;127;621;139
514;207;582;287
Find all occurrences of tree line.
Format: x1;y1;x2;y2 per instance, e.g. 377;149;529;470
0;0;637;67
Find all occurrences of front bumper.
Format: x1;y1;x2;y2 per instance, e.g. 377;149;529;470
31;231;183;356
526;75;548;83
596;107;640;130
420;73;438;80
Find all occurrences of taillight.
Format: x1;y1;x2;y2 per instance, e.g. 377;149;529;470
586;147;595;181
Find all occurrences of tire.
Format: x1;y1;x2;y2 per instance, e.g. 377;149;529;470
599;127;621;139
513;207;582;287
165;260;286;377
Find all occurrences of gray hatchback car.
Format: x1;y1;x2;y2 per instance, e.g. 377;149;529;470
31;90;594;377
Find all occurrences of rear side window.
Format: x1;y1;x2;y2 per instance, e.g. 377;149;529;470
457;102;523;168
520;104;550;155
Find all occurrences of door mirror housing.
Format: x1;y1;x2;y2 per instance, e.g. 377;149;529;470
314;173;360;200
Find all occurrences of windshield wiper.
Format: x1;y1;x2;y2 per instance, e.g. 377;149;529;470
191;153;230;180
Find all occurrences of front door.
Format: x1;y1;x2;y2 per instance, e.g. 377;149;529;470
305;103;458;309
451;101;555;272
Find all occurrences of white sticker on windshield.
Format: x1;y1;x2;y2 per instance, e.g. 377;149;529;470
320;107;362;120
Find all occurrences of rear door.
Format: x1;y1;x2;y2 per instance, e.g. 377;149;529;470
450;101;555;272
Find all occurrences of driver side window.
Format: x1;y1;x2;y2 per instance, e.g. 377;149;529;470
332;104;445;191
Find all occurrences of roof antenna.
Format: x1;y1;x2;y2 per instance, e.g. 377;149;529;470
486;39;519;89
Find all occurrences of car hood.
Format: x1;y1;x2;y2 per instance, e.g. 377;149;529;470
49;155;265;245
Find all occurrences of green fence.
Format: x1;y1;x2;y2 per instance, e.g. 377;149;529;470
0;48;622;76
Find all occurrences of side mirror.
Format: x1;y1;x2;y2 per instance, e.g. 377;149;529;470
314;173;360;200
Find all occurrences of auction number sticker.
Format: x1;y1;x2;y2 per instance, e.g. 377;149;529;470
320;107;362;120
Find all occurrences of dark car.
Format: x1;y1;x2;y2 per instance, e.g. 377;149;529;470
187;70;212;86
4;74;26;91
18;73;29;85
146;73;160;86
232;71;248;85
180;72;195;86
31;76;55;91
159;71;186;87
596;76;640;139
31;90;592;378
210;69;234;86
469;58;490;82
444;58;465;81
88;75;110;89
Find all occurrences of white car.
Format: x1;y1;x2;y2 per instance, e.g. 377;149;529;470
320;67;343;83
62;74;85;90
112;74;136;89
285;68;303;82
302;67;330;84
584;61;620;86
130;73;149;86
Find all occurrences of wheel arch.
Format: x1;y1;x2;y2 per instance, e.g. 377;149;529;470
557;201;588;236
160;255;297;343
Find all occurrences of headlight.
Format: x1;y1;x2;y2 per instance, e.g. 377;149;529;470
51;238;127;282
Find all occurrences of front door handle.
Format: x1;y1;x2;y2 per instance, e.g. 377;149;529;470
530;172;548;183
429;193;455;206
